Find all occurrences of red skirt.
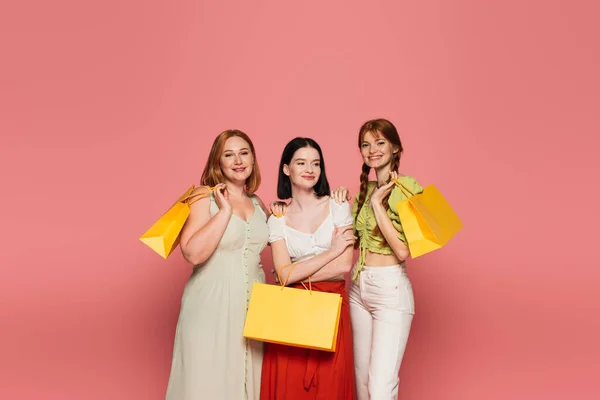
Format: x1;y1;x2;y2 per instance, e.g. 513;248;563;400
260;280;356;400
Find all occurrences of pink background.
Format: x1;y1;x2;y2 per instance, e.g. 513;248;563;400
1;0;599;399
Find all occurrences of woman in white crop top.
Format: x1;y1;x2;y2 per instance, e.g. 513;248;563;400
260;138;357;400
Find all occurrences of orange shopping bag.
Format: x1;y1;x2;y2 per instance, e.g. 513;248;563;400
393;179;463;258
243;265;342;352
139;185;213;259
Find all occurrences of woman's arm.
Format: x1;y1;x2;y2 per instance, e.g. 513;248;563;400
309;223;355;281
180;185;232;265
271;226;355;284
372;203;410;260
370;194;410;261
308;243;354;282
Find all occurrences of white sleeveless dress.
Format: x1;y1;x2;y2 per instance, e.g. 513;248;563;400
165;194;268;400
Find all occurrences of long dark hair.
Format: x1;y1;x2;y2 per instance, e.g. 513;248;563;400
277;137;331;199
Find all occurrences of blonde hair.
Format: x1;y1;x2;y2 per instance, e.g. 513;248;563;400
200;129;261;193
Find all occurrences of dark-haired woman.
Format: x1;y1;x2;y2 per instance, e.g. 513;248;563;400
260;137;356;400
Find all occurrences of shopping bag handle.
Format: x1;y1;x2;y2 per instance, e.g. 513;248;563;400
300;277;312;292
185;186;216;206
391;178;415;198
275;263;312;293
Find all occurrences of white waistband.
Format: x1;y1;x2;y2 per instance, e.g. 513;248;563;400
360;264;406;272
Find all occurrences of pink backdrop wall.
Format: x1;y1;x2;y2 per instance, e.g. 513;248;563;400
1;1;599;399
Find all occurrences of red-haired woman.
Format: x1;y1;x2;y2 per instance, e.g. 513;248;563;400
166;129;271;400
332;118;424;400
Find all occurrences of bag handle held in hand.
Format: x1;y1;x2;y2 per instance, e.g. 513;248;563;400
391;178;415;198
276;263;312;294
185;185;216;206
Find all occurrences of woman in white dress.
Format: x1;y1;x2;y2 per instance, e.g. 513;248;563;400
165;129;270;400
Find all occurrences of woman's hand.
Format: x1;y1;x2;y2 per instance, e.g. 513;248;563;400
330;226;356;255
271;267;281;284
270;201;288;217
213;183;232;215
370;171;397;208
330;186;351;204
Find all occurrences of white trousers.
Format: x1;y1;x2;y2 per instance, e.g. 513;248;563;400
349;264;415;400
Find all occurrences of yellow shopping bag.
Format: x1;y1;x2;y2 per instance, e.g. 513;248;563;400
393;179;463;258
139;185;213;259
243;265;342;352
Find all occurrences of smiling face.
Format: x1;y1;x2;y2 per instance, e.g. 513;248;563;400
219;136;254;184
283;146;321;191
360;130;398;170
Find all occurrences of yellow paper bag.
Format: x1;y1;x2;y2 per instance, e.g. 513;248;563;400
243;266;342;352
394;181;463;258
139;185;211;259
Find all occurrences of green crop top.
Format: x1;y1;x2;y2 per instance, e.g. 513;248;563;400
351;176;424;280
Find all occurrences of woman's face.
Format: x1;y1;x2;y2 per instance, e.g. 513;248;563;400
284;146;321;191
360;131;397;170
219;136;254;183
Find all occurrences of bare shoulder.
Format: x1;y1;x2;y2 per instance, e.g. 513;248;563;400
253;194;267;208
190;186;212;197
180;191;212;248
317;195;331;207
189;194;211;210
252;194;271;216
188;186;213;210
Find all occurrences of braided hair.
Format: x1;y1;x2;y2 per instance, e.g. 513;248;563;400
353;119;403;248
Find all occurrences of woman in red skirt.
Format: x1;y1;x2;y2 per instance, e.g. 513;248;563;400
261;137;356;399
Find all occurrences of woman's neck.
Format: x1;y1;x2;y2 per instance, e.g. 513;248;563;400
224;180;247;198
375;165;392;187
290;187;320;211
